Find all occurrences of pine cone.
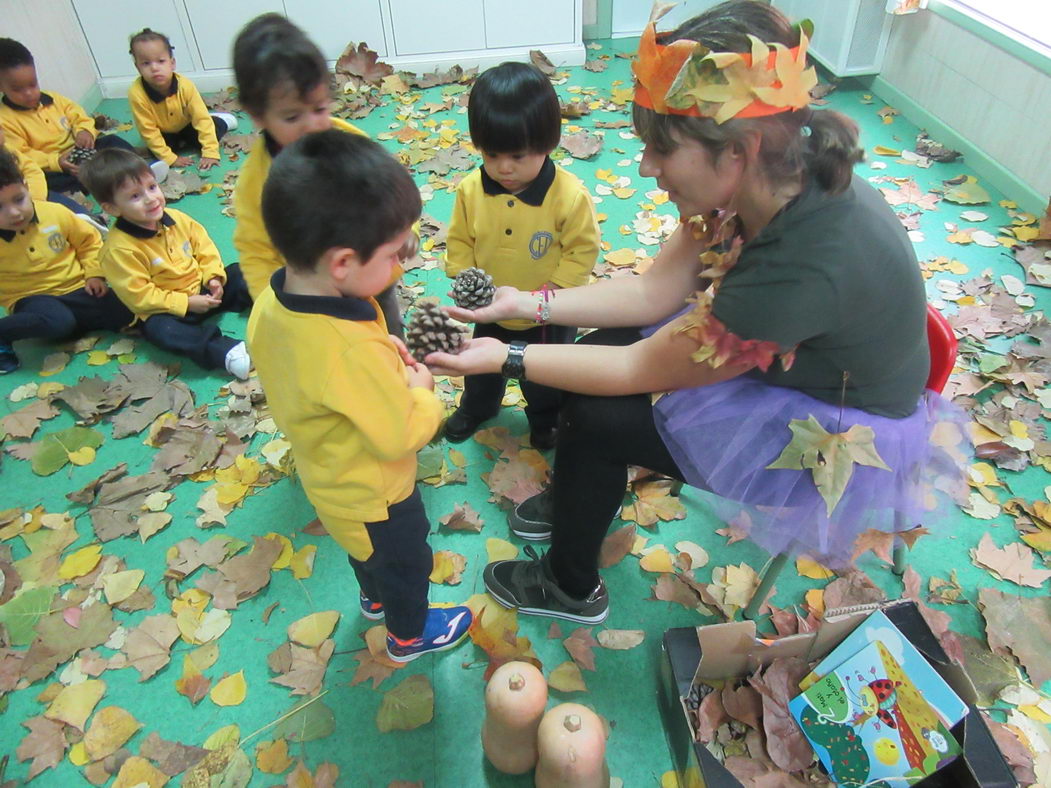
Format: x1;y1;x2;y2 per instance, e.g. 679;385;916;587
67;147;96;166
405;301;466;362
452;267;496;309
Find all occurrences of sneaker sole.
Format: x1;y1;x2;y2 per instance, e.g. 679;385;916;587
507;507;552;542
385;631;469;664
485;586;608;625
509;526;552;541
361;609;385;621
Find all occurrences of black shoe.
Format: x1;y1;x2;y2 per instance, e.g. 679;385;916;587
483;545;609;624
0;341;19;374
529;425;558;451
507;488;553;541
443;407;491;443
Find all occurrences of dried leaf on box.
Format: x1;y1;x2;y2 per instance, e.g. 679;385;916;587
377;674;433;732
748;658;814;771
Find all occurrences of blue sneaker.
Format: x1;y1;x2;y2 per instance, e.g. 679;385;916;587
360;593;385;621
385;605;473;663
0;342;19;374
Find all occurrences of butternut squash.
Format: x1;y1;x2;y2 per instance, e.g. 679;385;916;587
534;702;609;788
481;661;548;774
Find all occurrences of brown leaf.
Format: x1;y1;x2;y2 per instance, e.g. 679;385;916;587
821;569;886;610
599;523;636;568
67;463;128;505
215;535;283;602
748;658;814;772
902;566;963;664
583;59;608;72
971;532;1051;587
1;399;59;440
559;130;603;159
693;690;728;742
651;573;707;611
21;602;117;684
336;42;393;85
16;715;67;779
721;682;763;730
562;627;598;671
270;640;334;696
438;502;484;532
350;647;397;689
138;731;208;776
122;614;180;681
529;49;556;76
981;712;1037;785
979;587;1051;686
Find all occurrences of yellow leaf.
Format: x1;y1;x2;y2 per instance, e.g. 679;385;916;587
86;350;110;366
806;588;825;617
68;741;89;766
67;446;96;466
290;545;317;579
429;550;466;584
210;670;247;706
287;611;340;648
873;145;902;156
612;187;636;199
604;248;638;267
203;724;240;750
39;352;70;377
639;547;674;573
45;679;106;731
256;738;294;774
1019;704;1051;724
112;755;169;788
215;481;249;506
795;556;835;580
548;661;588;692
58;544;103;579
947;260;970;274
266;532;294;569
102;569;145;604
486;538;519;562
661;770;681;788
37;382;66;398
1022;531;1051;553
83;706;141;761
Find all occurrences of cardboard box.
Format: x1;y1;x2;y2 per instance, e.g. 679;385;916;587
658;600;1017;788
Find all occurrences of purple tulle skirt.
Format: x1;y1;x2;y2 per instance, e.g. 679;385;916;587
651;376;969;564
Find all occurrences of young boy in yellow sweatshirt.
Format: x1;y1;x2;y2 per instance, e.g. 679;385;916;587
247;130;472;662
0;149;131;373
230;14;406;337
444;62;600;450
127;28;237;172
0;38;165;195
80;149;251;378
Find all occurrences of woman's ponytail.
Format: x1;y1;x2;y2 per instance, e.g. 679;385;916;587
804;110;864;194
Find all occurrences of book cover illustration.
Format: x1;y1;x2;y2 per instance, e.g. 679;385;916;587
789;640;961;787
800;609;969;728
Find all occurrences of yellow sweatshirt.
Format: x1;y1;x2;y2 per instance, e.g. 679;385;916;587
128;74;220;165
100;208;226;320
445;158;600;329
246;270;444;558
0;200;102;311
0;92;95;173
233;117;366;299
8;146;47;200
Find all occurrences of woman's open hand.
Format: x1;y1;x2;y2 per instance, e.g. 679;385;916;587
424;336;507;377
443;285;523;324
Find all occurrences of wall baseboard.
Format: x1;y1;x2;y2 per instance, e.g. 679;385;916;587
866;75;1045;215
80;82;103;115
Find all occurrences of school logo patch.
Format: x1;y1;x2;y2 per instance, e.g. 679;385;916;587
47;232;66;253
529;231;553;260
182;240;192;255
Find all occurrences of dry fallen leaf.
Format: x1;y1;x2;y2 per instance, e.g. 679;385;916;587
548;660;588;693
971;533;1051;587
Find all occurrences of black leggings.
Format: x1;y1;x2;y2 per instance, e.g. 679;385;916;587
547;328;685;597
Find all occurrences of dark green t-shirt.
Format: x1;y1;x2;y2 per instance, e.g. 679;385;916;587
711;174;928;418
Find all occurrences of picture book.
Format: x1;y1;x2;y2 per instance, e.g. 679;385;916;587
789;640;962;787
800;609;969;727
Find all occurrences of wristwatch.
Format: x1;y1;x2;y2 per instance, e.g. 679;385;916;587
501;340;528;380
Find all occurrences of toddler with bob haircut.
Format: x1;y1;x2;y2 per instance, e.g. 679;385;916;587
0;148;131;373
247;130;472;663
127;28;237;171
80;149;251;378
444;61;600;450
231;13;406;337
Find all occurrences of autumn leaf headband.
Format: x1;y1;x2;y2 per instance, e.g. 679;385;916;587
632;4;818;124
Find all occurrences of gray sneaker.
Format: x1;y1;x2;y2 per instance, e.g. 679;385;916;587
483;545;609;624
508;489;554;541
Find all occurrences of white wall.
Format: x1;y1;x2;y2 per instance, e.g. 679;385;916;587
878;10;1051;204
3;0;99;109
611;0;725;38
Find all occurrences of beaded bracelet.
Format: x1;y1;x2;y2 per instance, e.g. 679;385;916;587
533;284;552;325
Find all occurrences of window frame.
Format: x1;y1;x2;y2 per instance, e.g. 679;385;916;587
928;0;1051;77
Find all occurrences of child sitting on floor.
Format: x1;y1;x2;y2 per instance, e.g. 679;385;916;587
444;62;600;450
0;148;131;373
247;129;472;662
0;38;166;195
127;28;237;172
80;149;251;378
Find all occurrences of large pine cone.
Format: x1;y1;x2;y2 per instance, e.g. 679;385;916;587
405;301;466;362
452;267;496;309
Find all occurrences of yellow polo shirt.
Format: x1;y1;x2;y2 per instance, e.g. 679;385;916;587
9;146;47;200
100;208;226;320
128;74;220;165
0;92;96;173
445;158;600;329
246;270;444;559
0;201;102;311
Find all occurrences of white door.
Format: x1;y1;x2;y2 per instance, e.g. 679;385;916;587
72;0;195;78
611;0;724;37
386;0;486;56
288;0;389;59
182;0;283;70
483;0;577;49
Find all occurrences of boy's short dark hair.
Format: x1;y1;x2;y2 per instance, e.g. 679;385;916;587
79;149;152;206
129;28;174;57
0;148;25;190
0;39;34;72
233;14;328;117
263;130;421;271
468;62;561;155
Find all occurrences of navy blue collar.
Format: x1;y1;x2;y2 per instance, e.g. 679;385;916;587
479;156;555;207
0;208;39;242
2;92;54;111
141;74;179;103
263;130;282;158
115;212;175;239
269;268;377;321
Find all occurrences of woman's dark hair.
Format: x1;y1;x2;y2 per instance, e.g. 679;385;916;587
0;39;34;71
263;130;421;270
0;148;25;190
233;14;329;117
468;62;561;155
129;28;174;57
632;0;863;194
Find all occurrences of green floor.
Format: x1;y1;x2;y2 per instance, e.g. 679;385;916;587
1;36;1049;787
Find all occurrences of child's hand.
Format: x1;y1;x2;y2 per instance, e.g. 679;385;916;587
198;157;219;171
405;362;434;391
84;277;108;297
206;278;224;301
443;285;523;325
173;156;194;168
58;149;79;176
75;130;95;150
388;335;415;367
187;293;220;313
425;336;507;377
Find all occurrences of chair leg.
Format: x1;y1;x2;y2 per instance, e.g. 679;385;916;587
892;537;906;576
669;480;684;497
744;552;789;620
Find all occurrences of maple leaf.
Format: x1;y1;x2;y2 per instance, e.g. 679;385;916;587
336;42;393;85
529;49;556;77
270;641;334;696
621;479;686;527
850;526;927;565
429;550;466;585
438;502;484;532
559;130;603;159
484;453;549;506
562;628;598;671
377;674;433;732
350;647;397;689
0;398;59;440
16;715;67;779
979;587;1051;687
766;415;890;515
138;731;209;776
971;533;1051;588
599;524;636;568
122;614;180;680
